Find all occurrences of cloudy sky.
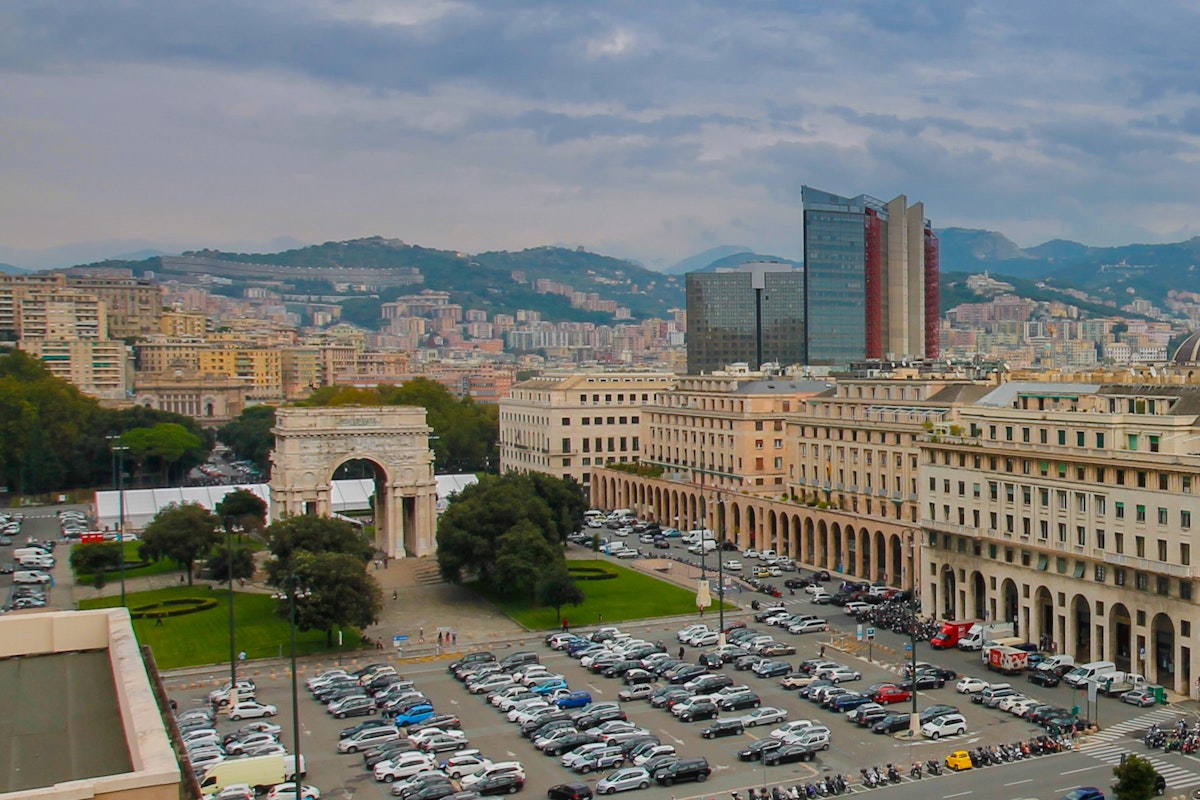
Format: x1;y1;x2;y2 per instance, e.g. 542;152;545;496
3;0;1200;269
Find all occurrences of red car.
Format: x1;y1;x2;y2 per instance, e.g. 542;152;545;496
871;685;912;705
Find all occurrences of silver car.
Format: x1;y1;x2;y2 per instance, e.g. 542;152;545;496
595;766;651;794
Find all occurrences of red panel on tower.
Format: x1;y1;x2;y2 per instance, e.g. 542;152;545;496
864;209;883;359
924;228;940;359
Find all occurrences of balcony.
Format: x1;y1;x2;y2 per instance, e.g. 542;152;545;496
920;518;981;538
1103;552;1195;578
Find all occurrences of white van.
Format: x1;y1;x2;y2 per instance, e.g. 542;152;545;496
606;509;632;522
12;570;51;585
682;529;715;544
1037;654;1075;673
16;554;54;569
1063;660;1116;688
13;546;50;561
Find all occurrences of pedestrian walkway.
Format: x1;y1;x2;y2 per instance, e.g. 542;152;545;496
1079;706;1180;747
1082;741;1200;789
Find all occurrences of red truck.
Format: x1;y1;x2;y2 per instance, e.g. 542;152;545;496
929;619;979;650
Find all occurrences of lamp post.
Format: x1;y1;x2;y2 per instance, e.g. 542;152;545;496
107;437;129;607
907;617;920;738
716;492;725;642
225;515;237;693
274;580;312;784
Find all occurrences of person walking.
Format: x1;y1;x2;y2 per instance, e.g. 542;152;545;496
678;645;685;660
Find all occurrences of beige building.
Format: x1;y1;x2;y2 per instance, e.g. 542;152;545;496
500;372;675;497
65;276;162;339
197;346;283;401
920;381;1200;695
18;339;129;399
16;289;108;340
132;368;247;422
160;310;208;337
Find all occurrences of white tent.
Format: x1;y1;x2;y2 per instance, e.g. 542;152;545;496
94;474;479;531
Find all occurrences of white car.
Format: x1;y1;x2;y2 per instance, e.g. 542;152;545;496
562;744;609;770
506;700;550;722
306;669;350;689
724;560;743;571
407;728;464;747
690;631;720;647
459;762;526;789
228;701;277;720
921;714;967;740
677;624;708;642
205;784;255;800
955;677;989;694
788;619;829;635
265;784;320;800
442;752;491;779
375;753;436;782
742;548;759;558
225;732;279;755
768;724;816;743
996;694;1029;713
739;707;788;727
1007;698;1038;717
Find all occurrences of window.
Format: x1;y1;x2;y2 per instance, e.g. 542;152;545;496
973;483;981;498
1185;476;1193;494
1040;488;1049;507
774;439;783;449
1136;572;1149;591
1058;523;1067;542
1150;436;1160;453
1116;502;1125;519
1115;532;1124;553
1184;510;1193;530
1159;474;1169;491
1137;471;1147;488
1097;529;1105;549
1077;526;1086;546
1115;568;1126;586
1183;583;1194;601
561;437;571;452
1058;430;1067;445
1096;496;1106;515
1023;487;1032;505
561;417;571;426
1039;520;1049;539
1136;536;1146;557
1022;427;1030;443
1128;434;1138;451
1159;540;1168;561
1005;426;1013;441
1077;493;1087;513
1095;565;1106;582
958;481;965;496
1158;507;1168;526
755;440;764;450
1136;505;1146;523
1076;431;1085;447
1040;429;1048;444
1096;432;1105;448
1116;469;1125;485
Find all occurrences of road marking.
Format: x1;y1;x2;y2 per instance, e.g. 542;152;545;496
1003;779;1033;787
1060;765;1102;775
942;791;973;798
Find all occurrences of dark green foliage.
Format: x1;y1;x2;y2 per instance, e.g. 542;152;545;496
494;521;562;603
70;542;124;575
273;547;383;646
537;565;586;622
217;406;277;470
1112;753;1158;800
264;515;373;586
120;423;203;485
139;503;223;586
205;544;256;582
215;488;268;534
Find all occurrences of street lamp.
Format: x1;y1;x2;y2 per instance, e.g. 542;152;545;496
273;579;312;784
907;616;920;738
107;436;129;607
224;515;237;694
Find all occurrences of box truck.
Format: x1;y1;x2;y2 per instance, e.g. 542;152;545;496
957;621;1015;651
198;754;305;795
984;645;1028;675
930;620;979;650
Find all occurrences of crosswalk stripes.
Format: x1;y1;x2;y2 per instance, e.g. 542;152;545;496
1083;742;1200;789
1080;707;1178;746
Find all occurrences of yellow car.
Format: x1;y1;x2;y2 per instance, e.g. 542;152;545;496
945;750;973;771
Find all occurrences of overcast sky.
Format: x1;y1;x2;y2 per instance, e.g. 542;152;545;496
4;1;1200;269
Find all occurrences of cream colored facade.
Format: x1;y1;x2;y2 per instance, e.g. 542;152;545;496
160;310;207;336
198;346;283;401
16;290;107;340
18;339;129;399
500;372;675;496
920;381;1200;696
65;276;162;339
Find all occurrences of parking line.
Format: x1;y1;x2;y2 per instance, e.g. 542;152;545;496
1060;765;1102;775
1003;779;1032;787
942;791;973;798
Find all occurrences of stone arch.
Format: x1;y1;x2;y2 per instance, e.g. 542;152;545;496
970;570;986;620
1151;613;1176;688
843;525;857;577
747;506;758;548
270;406;437;558
889;534;903;586
817;519;829;569
1110;602;1132;671
1034;586;1055;652
1000;578;1019;633
830;522;843;573
940;564;957;619
874;530;887;583
803;517;814;564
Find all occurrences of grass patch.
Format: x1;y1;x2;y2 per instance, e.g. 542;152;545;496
73;540;182;581
80;586;363;669
474;559;736;630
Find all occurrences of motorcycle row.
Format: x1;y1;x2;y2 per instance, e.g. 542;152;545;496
732;775;849;799
850;605;938;641
859;762;938;788
1144;720;1200;753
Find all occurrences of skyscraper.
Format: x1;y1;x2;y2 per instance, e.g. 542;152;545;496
686;261;805;374
802;186;939;366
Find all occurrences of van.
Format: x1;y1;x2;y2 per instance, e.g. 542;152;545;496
499;651;540;670
198;753;305;795
12;547;49;561
1037;655;1075;673
12;570;50;585
606;509;632;522
16;554;54;569
971;684;1012;705
1063;660;1116;688
759;549;778;561
681;529;715;544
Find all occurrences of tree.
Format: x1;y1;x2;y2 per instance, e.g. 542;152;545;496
205;544;256;582
69;541;124;575
1112;753;1158;800
525;472;587;543
493;521;562;603
217;405;277;470
215;489;268;537
264;515;373;585
537;566;585;622
139;503;222;585
282;550;383;646
121;423;203;485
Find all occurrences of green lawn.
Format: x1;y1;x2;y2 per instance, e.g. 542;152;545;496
73;540;180;581
477;559;736;630
80;587;363;669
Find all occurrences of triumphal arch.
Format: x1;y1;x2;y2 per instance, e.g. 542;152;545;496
269;406;438;557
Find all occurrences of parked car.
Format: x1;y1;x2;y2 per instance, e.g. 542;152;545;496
595;767;651;794
700;719;744;739
763;744;816;766
738;707;788;727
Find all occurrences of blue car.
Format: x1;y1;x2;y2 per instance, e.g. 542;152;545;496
829;693;872;712
1026;652;1047;668
531;678;570;695
555;690;592;709
393;703;435;726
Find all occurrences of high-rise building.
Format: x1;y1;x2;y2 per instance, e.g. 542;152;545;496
685;262;805;374
802;187;939;366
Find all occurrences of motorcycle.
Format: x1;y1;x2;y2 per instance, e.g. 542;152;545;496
886;764;901;784
926;760;942;776
910;762;923;779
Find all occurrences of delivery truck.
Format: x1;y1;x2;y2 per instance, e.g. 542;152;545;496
930;619;979;650
957;621;1016;651
1098;672;1149;697
198;754;305;795
985;645;1029;675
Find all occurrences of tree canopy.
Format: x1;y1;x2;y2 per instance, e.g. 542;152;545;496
264;514;374;585
139;503;223;585
1112;754;1158;800
215;488;268;534
216;405;276;470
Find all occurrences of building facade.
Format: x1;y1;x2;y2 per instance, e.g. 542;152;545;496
920;381;1200;695
802;187;939;366
685;262;805;374
499;372;675;497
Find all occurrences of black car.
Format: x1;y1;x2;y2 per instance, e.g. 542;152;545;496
602;661;642;678
737;738;783;761
701;719;745;739
668;666;707;685
720;540;739;551
717;692;761;712
1029;706;1068;725
914;666;958;681
783;578;811;590
526;718;576;740
408;714;461;734
677;700;718;722
755;662;792;678
698;652;726;669
651;659;682;676
920;704;960;724
542;732;600;756
1027;670;1061;687
855;706;891;727
618;735;660;755
763;744;817;766
395;778;454;800
649;687;691;708
404;785;458;800
365;742;418;768
574;708;626;729
340;719;392;739
900;674;945;691
474;774;525;796
871;713;910;734
521;712;571;736
653;757;711;787
640;754;680;775
653;540;671;549
547;783;593;800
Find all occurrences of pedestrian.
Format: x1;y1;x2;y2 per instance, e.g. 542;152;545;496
598;612;603;624
238;650;246;662
438;631;443;645
392;590;398;600
420;626;425;639
451;631;457;645
179;574;184;584
678;645;685;660
155;615;164;627
819;644;826;658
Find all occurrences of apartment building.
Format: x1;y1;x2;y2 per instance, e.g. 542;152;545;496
20;339;129;399
500;372;675;496
919;381;1200;695
160;310;208;337
16;290;107;341
65;276;162;338
197;346;283;401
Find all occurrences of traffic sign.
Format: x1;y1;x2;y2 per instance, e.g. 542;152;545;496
905;643;913;652
393;635;409;647
866;627;876;640
856;624;863;642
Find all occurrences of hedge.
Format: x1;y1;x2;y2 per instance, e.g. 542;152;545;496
129;597;219;619
567;566;618;581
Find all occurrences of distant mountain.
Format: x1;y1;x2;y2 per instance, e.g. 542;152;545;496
1024;239;1089;262
937;228;1029;270
699;252;802;273
0;263;27;274
663;245;751;275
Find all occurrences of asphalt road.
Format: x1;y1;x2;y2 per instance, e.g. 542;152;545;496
0;502;89;609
